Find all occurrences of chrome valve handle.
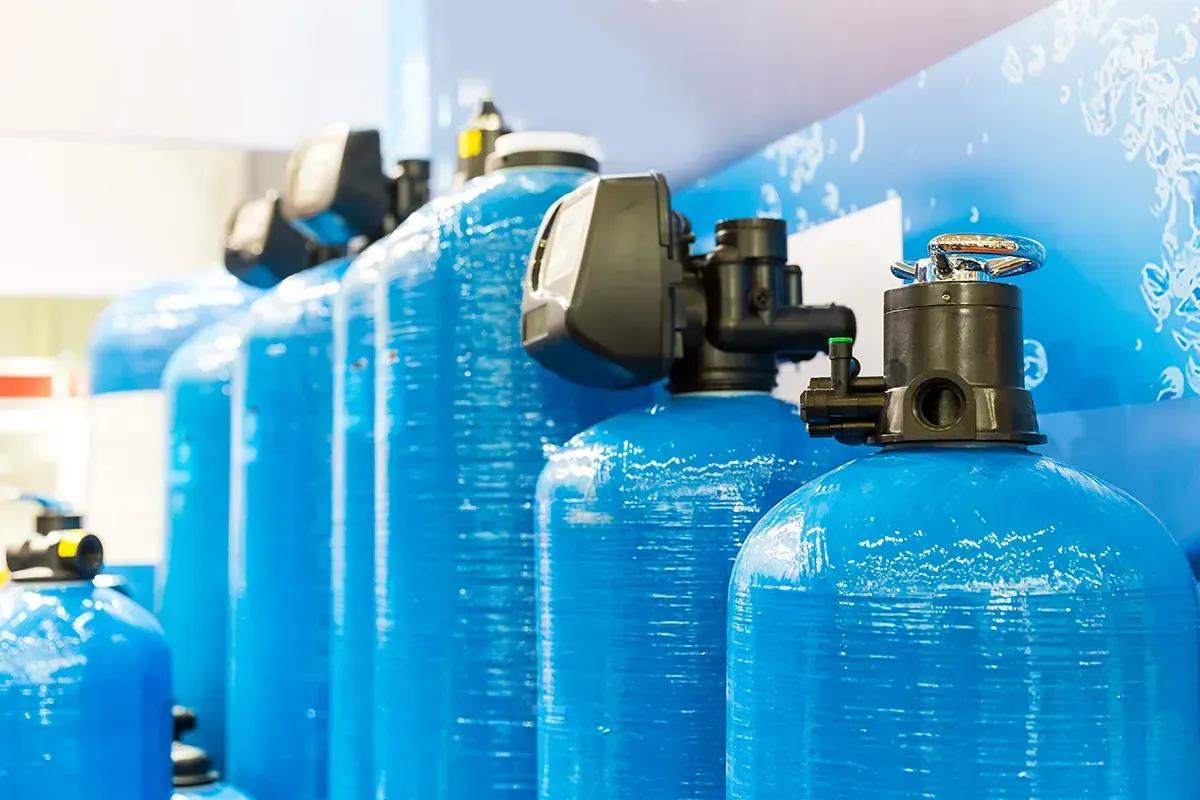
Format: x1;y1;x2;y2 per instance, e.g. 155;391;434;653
891;233;1046;283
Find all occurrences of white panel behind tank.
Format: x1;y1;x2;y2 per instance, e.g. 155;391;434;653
86;390;166;567
0;0;388;150
0;138;250;298
775;196;903;406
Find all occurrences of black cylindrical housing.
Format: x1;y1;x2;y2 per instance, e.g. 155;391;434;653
714;217;788;262
668;276;777;393
393;159;432;224
884;282;1025;389
879;281;1044;445
668;342;777;393
36;512;83;536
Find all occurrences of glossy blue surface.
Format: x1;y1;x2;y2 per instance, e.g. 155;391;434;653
174;783;255;800
728;446;1200;799
160;315;252;774
89;267;262;395
330;243;388;800
227;257;353;800
374;166;650;799
0;581;173;798
536;392;844;800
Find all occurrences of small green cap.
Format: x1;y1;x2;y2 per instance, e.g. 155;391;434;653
828;337;854;345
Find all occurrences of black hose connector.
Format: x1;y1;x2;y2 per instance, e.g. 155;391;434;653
7;530;105;582
669;217;856;394
801;338;887;445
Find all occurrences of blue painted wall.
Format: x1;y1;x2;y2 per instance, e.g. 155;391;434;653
673;0;1200;557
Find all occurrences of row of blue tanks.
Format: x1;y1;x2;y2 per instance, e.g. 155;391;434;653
3;97;1198;799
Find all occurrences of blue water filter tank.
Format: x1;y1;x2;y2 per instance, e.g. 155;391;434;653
160;315;250;774
87;268;261;603
522;176;856;799
538;395;842;798
728;234;1200;799
160;192;317;775
0;530;172;798
225;255;352;800
227;126;400;800
373;132;650;798
329;158;431;800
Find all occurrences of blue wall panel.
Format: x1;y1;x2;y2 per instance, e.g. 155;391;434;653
673;0;1200;555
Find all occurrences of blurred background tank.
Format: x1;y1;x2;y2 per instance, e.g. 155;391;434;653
727;235;1200;798
225;125;414;800
452;96;509;188
330;155;430;800
0;528;172;798
173;706;254;800
159;193;315;774
372;131;650;799
86;262;262;604
521;173;855;800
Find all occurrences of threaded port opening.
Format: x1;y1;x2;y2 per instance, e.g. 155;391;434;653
914;379;965;430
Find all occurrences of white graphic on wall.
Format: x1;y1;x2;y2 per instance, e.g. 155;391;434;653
1012;0;1200;397
1023;339;1051;388
849;114;866;164
763;123;825;195
759;184;783;218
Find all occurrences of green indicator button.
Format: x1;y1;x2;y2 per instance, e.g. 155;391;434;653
828;337;854;345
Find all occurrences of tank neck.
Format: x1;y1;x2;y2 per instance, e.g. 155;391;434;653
667;339;777;394
880;441;1033;452
668;389;773;398
8;578;94;590
485;151;599;174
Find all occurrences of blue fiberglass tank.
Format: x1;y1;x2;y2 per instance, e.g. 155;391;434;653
225;126;400;800
520;173;855;800
373;132;650;799
172;707;254;800
87;265;261;603
160;192;317;775
728;234;1200;799
330;156;431;800
0;528;172;798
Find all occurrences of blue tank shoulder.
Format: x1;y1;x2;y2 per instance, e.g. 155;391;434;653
537;391;845;800
728;446;1200;798
89;267;261;395
0;581;172;799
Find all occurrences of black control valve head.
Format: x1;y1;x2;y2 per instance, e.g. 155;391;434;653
802;232;1047;447
282;125;389;246
520;171;856;395
225;192;314;288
